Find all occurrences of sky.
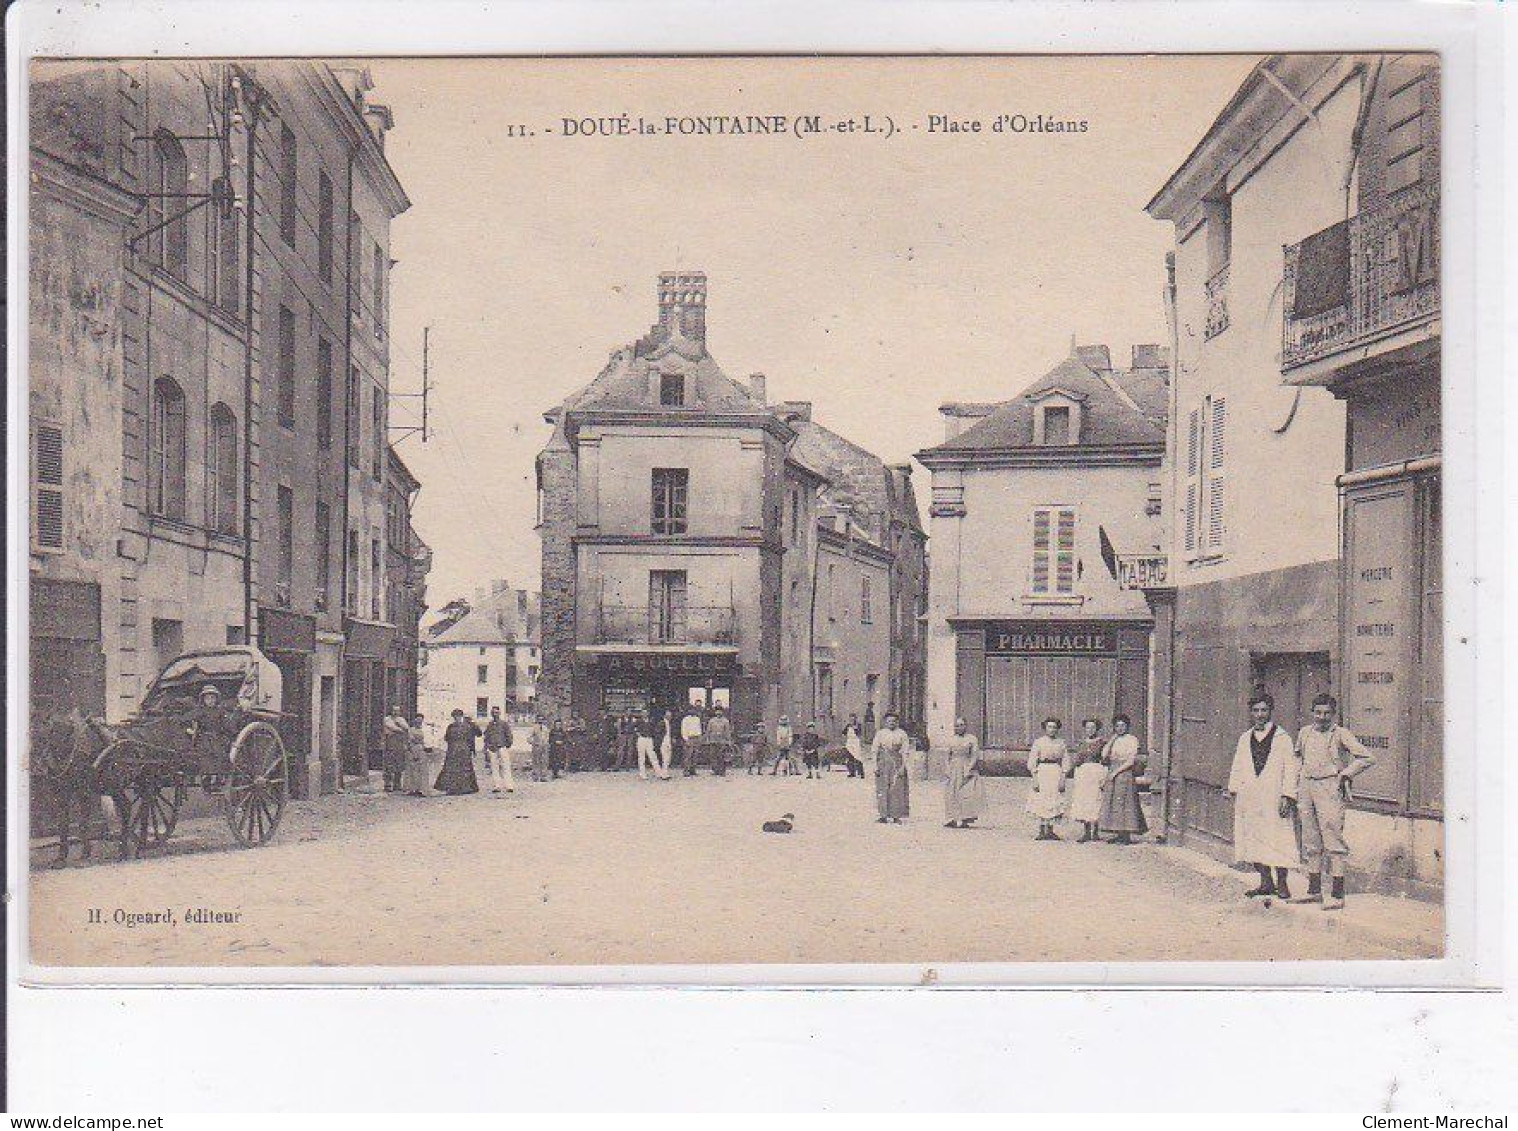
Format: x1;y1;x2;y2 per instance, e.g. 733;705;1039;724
367;55;1259;606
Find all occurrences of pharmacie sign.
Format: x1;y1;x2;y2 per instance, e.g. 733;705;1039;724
986;622;1117;656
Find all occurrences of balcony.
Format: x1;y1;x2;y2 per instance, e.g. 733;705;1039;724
594;604;738;647
1282;184;1439;375
1204;265;1230;340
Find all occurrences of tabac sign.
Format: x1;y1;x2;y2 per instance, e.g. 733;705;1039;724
986;622;1117;656
1116;553;1170;591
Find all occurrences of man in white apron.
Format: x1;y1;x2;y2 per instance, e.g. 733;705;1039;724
1227;692;1301;900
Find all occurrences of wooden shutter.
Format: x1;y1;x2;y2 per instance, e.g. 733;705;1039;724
1031;508;1051;593
33;422;65;551
1055;508;1076;593
1183;408;1200;557
1204;397;1227;552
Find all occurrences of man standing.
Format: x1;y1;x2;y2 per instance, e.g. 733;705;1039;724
529;718;551;782
482;706;515;796
1226;692;1301;900
1292;693;1377;910
703;705;733;776
680;704;704;776
548;718;569;779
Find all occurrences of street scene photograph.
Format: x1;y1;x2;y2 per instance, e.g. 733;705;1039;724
21;52;1446;970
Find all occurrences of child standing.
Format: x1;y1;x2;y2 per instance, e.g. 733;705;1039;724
1025;717;1071;840
772;716;796;776
1068;741;1108;843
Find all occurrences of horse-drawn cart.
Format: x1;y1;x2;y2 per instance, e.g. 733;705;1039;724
94;646;291;853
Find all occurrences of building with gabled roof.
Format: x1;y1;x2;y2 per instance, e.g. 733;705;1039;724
419;581;541;730
536;273;929;749
916;344;1169;759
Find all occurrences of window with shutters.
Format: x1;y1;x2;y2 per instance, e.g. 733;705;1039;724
208;403;238;535
32;420;65;552
1029;506;1077;595
315;501;332;612
371;536;383;619
861;576;874;623
346;529;360;616
1183;397;1227;561
347;366;362;468
278;123;297;247
372;242;386;338
276;485;294;607
372;388;385;481
317;340;333;450
317;170;334;285
277;305;296;428
149;378;187;521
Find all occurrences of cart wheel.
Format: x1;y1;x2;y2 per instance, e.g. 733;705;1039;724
225;722;288;847
126;769;186;852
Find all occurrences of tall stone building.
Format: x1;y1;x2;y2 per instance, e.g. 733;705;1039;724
1146;54;1442;895
26;61;423;797
537;274;927;744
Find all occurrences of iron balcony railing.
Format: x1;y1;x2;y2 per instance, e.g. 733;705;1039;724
595;604;738;647
1282;183;1439;372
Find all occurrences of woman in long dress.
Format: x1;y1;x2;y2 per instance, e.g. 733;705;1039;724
872;712;911;823
404;714;435;796
942;717;987;829
1097;713;1148;844
1025;717;1071;840
435;709;481;795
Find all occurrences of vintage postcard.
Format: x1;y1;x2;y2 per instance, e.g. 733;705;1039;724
19;51;1453;976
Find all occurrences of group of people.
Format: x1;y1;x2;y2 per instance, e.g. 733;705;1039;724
1226;690;1376;911
939;690;1377;911
933;713;1146;841
1019;714;1148;843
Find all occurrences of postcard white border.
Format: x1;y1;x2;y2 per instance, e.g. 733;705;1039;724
6;0;1512;1111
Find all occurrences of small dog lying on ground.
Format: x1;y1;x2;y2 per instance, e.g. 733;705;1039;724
761;813;795;834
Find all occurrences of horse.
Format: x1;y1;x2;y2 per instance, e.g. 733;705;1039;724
31;711;138;865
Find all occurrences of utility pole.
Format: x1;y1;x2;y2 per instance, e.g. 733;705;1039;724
390;325;431;444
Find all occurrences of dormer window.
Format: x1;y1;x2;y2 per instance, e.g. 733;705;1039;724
660;373;686;406
1031;394;1082;445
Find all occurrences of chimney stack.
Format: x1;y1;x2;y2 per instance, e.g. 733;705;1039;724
1075;344;1112;371
1131;344;1169;369
749;372;767;404
658;271;707;341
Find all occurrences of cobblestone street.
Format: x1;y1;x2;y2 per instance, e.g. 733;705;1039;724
28;765;1441;969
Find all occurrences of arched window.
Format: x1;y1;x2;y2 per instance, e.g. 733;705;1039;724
151;130;188;279
149;378;187;520
208;403;238;534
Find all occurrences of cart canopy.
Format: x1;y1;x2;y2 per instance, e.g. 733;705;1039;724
140;647;283;716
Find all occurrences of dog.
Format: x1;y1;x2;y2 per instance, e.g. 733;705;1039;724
761;812;795;834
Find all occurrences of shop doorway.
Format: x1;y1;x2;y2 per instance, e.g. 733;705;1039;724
1249;651;1332;736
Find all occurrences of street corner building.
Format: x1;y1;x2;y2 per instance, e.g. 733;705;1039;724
26;60;430;801
1145;54;1442;897
535;273;927;746
914;343;1170;769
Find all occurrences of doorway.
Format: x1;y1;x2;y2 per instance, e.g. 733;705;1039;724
1249;651;1332;737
